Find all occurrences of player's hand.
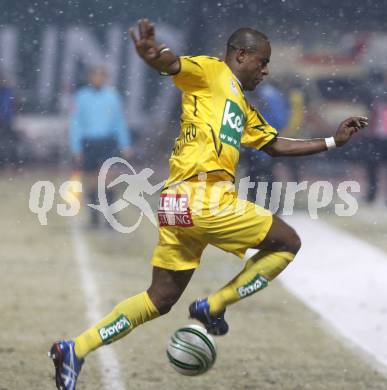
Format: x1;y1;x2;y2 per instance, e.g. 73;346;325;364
129;19;167;61
334;116;368;147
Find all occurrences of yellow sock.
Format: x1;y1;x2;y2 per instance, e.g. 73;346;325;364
74;291;159;358
208;250;295;314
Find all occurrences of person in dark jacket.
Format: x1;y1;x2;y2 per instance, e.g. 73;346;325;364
0;69;17;168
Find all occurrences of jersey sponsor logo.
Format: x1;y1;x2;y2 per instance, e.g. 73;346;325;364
99;314;131;343
219;99;246;150
158;194;194;227
237;274;268;298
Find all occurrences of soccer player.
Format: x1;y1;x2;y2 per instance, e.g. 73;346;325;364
49;19;367;389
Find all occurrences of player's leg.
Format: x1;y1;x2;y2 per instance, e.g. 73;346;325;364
206;215;300;315
84;172;99;226
148;266;195;314
190;187;301;336
49;266;194;390
100;137;120;210
81;139;100;227
73;266;194;358
254;213;301;253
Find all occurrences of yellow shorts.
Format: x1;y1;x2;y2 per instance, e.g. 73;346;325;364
150;175;273;271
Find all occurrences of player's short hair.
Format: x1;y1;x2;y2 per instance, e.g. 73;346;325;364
226;28;269;53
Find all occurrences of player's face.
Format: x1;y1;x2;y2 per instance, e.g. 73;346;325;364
240;42;271;91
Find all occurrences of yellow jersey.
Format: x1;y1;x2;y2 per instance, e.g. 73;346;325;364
165;55;278;187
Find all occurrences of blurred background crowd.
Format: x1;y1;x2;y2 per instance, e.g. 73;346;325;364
1;0;387;205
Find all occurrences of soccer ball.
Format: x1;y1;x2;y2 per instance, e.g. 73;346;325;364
167;324;217;376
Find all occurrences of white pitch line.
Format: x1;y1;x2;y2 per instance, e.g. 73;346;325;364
70;221;126;390
279;214;387;375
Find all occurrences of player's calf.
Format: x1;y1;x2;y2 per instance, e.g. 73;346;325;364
257;215;302;254
148;291;180;315
281;227;301;254
147;267;195;314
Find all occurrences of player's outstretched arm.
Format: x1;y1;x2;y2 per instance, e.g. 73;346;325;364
129;19;180;75
264;116;368;157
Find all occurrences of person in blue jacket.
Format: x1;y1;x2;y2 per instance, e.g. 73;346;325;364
69;66;132;227
243;82;290;205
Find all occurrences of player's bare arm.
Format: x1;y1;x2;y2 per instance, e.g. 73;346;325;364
129;19;180;75
264;116;368;157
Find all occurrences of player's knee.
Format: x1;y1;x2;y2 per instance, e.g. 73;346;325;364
148;289;180;315
155;295;178;315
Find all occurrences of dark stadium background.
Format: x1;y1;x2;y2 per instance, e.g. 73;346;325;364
0;0;385;185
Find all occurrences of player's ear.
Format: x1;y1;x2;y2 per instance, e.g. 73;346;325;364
236;48;247;64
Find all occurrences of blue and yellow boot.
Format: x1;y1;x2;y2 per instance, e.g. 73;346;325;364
189;298;229;336
48;340;84;390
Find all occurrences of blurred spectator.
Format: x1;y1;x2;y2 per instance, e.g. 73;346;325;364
0;69;17;169
243;80;304;205
277;81;305;184
70;66;133;228
364;71;387;203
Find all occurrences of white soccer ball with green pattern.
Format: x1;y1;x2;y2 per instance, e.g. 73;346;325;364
167;324;217;376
